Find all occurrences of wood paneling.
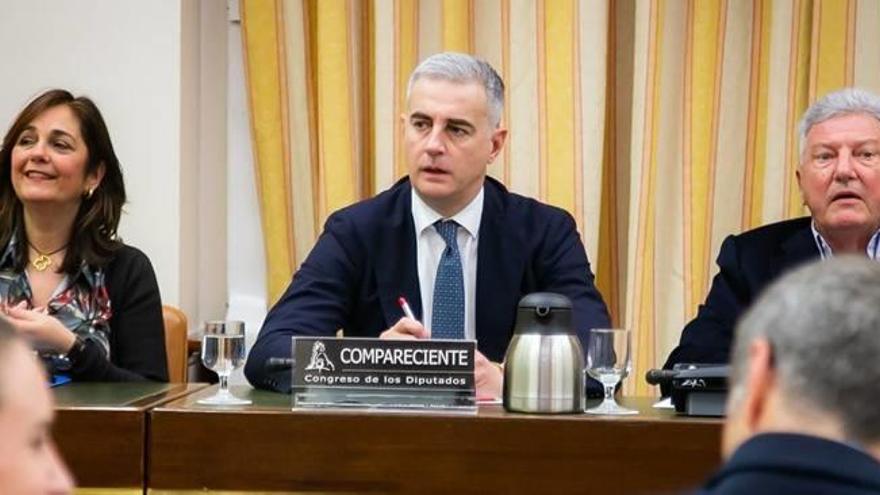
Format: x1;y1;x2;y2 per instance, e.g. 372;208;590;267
149;388;721;493
53;383;207;489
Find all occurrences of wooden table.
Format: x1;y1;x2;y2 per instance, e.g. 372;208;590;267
149;386;722;494
53;382;206;491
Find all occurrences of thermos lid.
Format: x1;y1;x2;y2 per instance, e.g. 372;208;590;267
517;292;572;310
513;292;574;335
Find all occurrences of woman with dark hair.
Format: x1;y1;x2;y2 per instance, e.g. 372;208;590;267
0;89;167;382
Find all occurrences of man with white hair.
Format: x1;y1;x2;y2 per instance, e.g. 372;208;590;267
247;52;610;398
695;257;880;494
666;88;880;374
0;318;74;494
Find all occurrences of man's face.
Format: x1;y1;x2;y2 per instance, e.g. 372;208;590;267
403;78;506;216
798;113;880;238
0;342;73;494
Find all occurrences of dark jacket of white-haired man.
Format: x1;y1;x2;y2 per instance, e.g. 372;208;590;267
666;88;880;383
694;257;880;494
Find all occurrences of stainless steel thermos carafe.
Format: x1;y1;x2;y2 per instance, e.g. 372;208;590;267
503;293;585;413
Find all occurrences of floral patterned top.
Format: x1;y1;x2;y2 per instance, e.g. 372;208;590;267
0;234;113;372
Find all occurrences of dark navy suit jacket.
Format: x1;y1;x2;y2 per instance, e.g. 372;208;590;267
246;177;611;392
694;433;880;495
664;217;819;373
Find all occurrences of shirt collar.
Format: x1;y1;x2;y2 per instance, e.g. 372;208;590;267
811;221;880;260
411;185;484;239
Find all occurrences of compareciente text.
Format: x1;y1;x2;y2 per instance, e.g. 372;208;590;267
339;347;470;367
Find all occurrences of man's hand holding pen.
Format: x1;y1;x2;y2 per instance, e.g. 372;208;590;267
380;297;503;399
380;316;430;340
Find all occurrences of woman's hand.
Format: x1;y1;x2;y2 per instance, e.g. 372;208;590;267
4;302;76;353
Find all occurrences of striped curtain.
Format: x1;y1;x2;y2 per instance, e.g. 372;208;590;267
241;0;880;396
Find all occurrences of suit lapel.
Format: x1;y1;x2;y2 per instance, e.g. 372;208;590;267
375;180;423;325
776;220;821;276
475;179;522;349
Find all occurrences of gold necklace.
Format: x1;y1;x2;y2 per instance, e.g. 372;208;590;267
28;241;67;272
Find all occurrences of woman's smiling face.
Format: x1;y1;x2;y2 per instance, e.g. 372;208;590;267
10;104;100;209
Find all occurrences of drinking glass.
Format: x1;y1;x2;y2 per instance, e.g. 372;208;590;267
585;328;637;415
197;320;252;405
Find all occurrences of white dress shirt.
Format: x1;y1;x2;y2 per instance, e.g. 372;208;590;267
811;222;880;259
411;187;483;340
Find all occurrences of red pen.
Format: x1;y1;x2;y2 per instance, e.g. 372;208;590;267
397;296;418;322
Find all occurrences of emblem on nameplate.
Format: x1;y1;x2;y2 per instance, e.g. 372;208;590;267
304;341;335;372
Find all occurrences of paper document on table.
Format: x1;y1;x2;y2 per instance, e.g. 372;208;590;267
653;397;674;409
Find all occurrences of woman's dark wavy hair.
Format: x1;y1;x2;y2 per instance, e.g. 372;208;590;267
0;89;126;274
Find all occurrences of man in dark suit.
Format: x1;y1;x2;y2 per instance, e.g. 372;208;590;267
245;52;610;397
694;257;880;494
665;88;880;372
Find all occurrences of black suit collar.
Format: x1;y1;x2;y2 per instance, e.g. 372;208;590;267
707;433;880;490
375;179;421;322
475;178;521;357
776;218;821;276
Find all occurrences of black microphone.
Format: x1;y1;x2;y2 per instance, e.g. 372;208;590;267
645;368;678;386
265;357;294;372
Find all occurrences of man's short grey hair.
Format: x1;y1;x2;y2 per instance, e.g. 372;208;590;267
730;257;880;444
799;88;880;157
406;52;505;128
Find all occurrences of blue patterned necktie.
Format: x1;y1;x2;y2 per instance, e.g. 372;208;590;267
431;220;465;339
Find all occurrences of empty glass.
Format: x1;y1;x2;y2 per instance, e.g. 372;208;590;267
197;320;252;406
585;328;637;415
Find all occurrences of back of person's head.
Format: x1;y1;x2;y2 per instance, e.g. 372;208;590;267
0;318;17;400
0;318;73;494
0;318;23;409
0;88;126;273
407;52;505;128
729;256;880;446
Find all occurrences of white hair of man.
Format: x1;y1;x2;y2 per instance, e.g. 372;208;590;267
798;87;880;156
406;52;505;128
729;256;880;444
